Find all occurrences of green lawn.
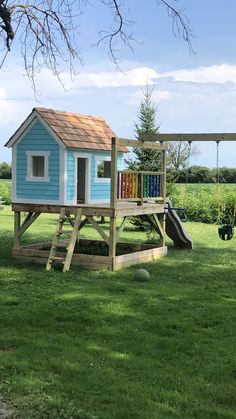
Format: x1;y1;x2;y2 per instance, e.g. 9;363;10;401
0;207;236;418
0;179;11;205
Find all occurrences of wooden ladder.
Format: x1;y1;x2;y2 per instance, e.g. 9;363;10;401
46;208;82;272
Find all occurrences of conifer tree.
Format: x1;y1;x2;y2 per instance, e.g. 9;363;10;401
127;83;161;171
126;83;162;234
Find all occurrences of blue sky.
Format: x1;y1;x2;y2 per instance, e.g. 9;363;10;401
1;0;236;167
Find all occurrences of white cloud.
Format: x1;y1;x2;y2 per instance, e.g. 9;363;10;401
62;66;160;89
0;88;19;124
163;64;236;85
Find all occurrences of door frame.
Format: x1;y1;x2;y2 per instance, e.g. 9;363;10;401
74;153;91;204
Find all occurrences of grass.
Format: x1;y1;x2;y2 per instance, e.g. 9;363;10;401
0;179;11;205
171;183;236;224
0;207;236;418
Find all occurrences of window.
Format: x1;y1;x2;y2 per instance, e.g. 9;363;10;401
95;157;111;182
26;151;50;182
97;160;111;178
32;156;45;177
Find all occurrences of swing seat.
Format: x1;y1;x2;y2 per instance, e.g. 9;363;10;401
218;224;234;241
179;210;188;223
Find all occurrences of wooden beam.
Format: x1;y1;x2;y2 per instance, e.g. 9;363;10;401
144;215;162;236
140;133;236;142
118;138;167;150
153;213;164;238
110;136;118;208
87;216;110;245
161;148;167;204
78;217;89;230
63;209;83;273
14;212;21;249
115;204;165;217
109;217;117;259
19;212;40;237
113;246;167;271
157;213;166;247
116;216;129;242
12;203;115;217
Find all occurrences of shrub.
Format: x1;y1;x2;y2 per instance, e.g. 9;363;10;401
0;180;12;205
171;184;236;225
0;162;12;179
170;166;236;184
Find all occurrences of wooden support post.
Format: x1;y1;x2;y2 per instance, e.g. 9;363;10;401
161;148;167;204
110;136;118;208
14;212;21;249
160;147;167;247
158;213;165;247
63;209;82;273
109;216;117;260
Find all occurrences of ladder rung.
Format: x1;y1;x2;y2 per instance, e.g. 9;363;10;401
57;241;70;247
46;208;82;272
58;230;72;234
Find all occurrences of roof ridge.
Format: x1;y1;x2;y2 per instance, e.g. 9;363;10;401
34;107;105;121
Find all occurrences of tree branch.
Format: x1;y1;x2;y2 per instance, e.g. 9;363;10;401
158;0;194;53
0;0;194;91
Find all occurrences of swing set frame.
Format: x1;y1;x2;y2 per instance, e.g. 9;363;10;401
146;132;236;240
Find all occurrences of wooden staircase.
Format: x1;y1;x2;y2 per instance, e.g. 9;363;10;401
46;208;82;272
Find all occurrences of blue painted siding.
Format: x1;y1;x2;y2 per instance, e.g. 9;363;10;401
16;120;60;201
67;150;75;201
66;149;124;202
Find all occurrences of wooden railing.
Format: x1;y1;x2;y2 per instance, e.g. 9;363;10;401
117;170;164;203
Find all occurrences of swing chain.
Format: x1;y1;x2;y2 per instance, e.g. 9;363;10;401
215;140;235;240
216;140;220;184
185;141;192;184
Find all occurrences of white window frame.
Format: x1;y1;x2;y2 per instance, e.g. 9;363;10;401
74;152;91;204
94;156;111;183
25;151;50;182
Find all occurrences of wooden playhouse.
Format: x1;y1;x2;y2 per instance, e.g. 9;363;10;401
5;107;171;271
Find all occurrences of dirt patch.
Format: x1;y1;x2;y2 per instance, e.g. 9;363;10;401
0;397;12;419
0;348;15;354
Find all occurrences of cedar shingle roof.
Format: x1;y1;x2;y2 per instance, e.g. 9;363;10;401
35;108;127;152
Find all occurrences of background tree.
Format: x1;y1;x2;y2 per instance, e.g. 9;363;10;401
126;82;161;171
0;0;193;87
167;141;200;171
167;140;200;183
0;162;11;179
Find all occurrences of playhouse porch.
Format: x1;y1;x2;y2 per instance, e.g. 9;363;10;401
12;200;167;271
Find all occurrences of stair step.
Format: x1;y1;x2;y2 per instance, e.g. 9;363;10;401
58;230;72;234
57;241;70;247
46;208;82;272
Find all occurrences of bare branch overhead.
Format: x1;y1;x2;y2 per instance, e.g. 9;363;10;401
0;0;194;88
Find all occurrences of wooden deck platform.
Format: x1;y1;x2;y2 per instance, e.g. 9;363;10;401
12;202;166;217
